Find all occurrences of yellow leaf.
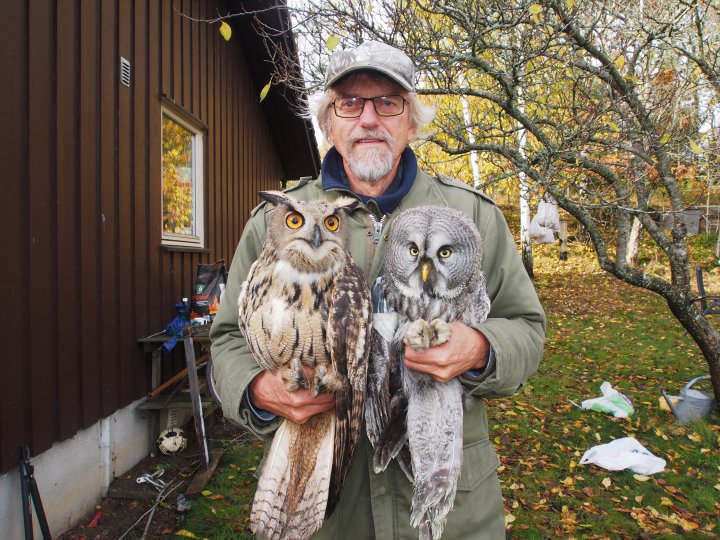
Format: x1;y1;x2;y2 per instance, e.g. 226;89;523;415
689;139;702;155
635;495;643;503
201;490;213;497
529;4;542;14
569;459;577;470
687;432;702;442
326;34;341;52
633;474;650;482
614;56;626;69
561;476;575;486
504;513;516;526
714;484;720;490
175;531;197;538
659;134;670;144
259;81;271;102
566;0;575;8
602;477;612;488
219;21;232;42
660;496;673;506
367;5;374;13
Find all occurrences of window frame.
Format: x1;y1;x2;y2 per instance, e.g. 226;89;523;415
160;99;207;249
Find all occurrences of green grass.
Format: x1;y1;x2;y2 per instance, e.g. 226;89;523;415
177;240;719;539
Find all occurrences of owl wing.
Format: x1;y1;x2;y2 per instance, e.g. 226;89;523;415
325;261;371;516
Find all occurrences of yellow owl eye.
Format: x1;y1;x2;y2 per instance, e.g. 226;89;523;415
438;247;452;258
324;215;340;231
409;245;419;257
285;212;304;229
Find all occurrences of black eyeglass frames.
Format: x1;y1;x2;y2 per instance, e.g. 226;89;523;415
331;95;406;118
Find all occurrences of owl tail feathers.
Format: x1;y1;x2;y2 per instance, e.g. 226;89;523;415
410;466;459;540
372;393;409;474
250;415;335;540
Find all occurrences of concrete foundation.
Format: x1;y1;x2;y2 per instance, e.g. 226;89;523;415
0;398;152;539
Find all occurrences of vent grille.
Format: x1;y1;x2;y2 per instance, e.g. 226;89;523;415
120;57;131;87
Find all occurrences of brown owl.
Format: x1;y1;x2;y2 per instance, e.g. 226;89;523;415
238;191;371;540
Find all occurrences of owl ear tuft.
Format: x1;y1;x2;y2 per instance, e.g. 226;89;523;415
334;196;359;213
259;190;297;210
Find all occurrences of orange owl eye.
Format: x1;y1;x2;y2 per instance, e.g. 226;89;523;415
324;215;340;231
285;212;304;229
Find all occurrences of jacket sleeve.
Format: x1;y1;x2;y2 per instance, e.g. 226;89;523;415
209;207;281;438
460;203;546;398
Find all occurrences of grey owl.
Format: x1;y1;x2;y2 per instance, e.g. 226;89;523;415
238;191;371;540
366;205;491;540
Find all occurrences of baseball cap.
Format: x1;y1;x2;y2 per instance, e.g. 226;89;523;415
324;40;416;91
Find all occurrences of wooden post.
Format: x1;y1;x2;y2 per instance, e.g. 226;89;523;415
559;219;568;260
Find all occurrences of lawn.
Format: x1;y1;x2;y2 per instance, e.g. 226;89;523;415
176;241;720;539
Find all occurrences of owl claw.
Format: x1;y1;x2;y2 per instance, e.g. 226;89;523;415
282;358;308;392
428;319;451;347
405;319;451;351
312;364;343;396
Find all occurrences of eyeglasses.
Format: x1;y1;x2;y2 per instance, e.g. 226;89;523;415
331;95;406;118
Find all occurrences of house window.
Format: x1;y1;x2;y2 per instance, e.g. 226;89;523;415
161;107;204;248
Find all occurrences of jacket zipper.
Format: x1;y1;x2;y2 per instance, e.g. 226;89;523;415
370;214;386;245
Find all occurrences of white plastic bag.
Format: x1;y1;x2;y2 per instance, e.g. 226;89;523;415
529;198;560;244
579;437;666;475
580;381;634;418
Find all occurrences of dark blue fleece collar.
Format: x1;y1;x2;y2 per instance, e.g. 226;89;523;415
321;146;418;215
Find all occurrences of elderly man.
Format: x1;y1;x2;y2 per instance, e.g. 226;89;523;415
210;40;545;539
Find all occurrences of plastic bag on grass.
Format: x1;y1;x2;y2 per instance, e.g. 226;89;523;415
580;381;634;418
579;437;666;475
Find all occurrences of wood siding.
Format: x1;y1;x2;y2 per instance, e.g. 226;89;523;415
0;0;318;473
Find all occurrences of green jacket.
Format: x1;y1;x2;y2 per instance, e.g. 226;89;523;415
210;167;546;539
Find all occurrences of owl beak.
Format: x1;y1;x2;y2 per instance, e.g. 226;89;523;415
312;224;322;249
420;259;434;283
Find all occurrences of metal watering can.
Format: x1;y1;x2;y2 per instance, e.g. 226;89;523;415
661;376;716;424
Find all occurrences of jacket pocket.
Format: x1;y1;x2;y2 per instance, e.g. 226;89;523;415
457;438;500;491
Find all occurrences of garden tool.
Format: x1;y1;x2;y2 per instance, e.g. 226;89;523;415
661;375;715;424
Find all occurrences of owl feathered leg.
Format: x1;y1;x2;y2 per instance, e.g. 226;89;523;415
406;373;464;540
250;413;335;540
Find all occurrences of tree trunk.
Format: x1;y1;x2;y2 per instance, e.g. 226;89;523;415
668;297;720;405
626;218;642;266
520;172;533;278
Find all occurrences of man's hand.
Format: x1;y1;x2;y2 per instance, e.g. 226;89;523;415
249;370;335;424
404;321;490;383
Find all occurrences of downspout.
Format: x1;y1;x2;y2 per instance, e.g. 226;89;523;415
99;418;112;497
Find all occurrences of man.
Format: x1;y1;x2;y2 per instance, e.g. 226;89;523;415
210;40;545;538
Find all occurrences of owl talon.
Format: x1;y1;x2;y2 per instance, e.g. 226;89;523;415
405;319;432;352
282;359;308;392
312;364;343;396
428;319;451;347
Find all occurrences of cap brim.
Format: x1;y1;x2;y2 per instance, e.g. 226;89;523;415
325;65;414;91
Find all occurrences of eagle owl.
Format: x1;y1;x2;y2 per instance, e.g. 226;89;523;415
366;206;491;540
238;191;371;540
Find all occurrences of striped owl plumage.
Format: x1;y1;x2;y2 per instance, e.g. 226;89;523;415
239;191;371;540
366;206;491;540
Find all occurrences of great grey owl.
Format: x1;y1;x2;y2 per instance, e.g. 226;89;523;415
366;205;491;540
238;191;371;540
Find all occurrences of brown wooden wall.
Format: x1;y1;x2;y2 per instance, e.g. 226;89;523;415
0;0;318;474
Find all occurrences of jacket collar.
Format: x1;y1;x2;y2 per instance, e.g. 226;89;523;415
321;146;418;215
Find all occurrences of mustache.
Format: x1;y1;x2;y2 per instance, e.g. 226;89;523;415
348;130;390;144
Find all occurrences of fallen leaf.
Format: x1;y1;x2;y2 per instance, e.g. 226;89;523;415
175;531;197;538
633;474;650;482
602;477;612;488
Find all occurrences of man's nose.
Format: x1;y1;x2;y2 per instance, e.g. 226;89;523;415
358;100;380;124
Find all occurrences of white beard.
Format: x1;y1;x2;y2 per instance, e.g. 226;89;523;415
345;132;397;183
